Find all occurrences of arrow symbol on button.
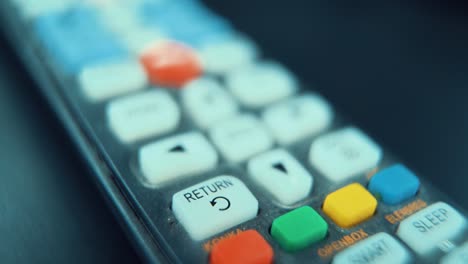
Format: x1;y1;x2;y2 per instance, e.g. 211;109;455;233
169;145;185;153
210;196;231;211
273;162;288;174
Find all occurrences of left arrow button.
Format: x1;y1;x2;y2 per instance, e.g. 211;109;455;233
139;132;218;187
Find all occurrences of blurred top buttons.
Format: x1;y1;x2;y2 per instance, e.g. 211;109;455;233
140;0;233;47
79;59;147;101
226;62;297;108
34;6;127;73
13;0;75;18
200;36;258;74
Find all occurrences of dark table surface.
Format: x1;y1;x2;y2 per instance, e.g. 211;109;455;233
1;1;468;263
0;38;139;262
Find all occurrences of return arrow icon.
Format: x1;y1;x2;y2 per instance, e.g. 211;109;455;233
210;196;231;211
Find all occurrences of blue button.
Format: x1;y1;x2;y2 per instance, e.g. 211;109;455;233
34;7;127;73
140;0;233;46
368;164;420;205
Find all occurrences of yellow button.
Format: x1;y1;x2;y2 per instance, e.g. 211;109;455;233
323;183;377;228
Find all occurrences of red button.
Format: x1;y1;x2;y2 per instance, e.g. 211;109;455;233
140;41;202;88
210;230;274;264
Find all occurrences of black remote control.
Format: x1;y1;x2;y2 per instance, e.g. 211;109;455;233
1;0;467;263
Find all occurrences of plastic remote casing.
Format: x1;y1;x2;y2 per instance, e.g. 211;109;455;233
1;1;467;263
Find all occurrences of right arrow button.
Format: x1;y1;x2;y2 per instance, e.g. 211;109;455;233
248;149;313;205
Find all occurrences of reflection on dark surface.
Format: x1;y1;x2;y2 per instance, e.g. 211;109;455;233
1;0;468;262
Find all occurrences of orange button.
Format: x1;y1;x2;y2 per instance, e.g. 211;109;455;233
210;230;274;264
140;41;202;88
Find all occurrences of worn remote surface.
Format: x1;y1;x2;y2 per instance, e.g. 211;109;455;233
1;0;467;263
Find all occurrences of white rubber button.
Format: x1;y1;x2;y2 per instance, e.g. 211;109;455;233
333;232;411;264
107;90;179;143
139;132;218;187
182;77;239;129
172;175;258;241
441;242;468;264
397;202;467;256
262;94;333;144
79;59;147;101
309;127;382;182
210;115;274;163
200;36;257;74
248;149;313;205
226;62;297;108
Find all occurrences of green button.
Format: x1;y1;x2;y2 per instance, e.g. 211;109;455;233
271;206;328;252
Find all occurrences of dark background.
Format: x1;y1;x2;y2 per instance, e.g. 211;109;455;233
1;0;468;263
